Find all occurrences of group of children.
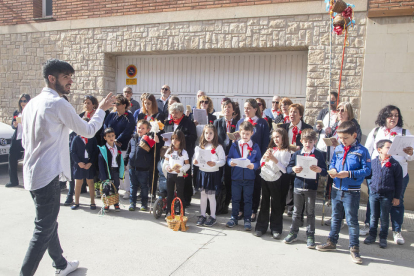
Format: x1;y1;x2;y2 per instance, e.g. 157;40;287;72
68;103;404;266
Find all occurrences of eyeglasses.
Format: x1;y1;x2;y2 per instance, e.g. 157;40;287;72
115;103;121;106
200;100;209;104
272;101;279;104
336;109;346;113
388;114;399;118
20;100;28;103
257;103;262;106
161;88;169;91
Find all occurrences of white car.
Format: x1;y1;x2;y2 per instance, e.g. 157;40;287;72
0;122;14;165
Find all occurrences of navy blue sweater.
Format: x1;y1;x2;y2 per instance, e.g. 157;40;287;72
227;141;261;181
124;134;155;171
103;111;135;151
287;148;328;190
236;118;270;157
369;157;403;198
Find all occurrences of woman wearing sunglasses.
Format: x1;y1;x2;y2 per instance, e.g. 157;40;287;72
6;94;31;188
191;96;217;193
361;105;413;245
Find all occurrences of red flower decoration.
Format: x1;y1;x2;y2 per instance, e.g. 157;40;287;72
13;116;17;119
310;154;315;157
260;162;265;168
183;173;188;178
390;132;397;137
247;146;253;156
231;124;236;129
211;148;216;154
342;7;353;18
334;25;344;35
385;162;392;168
276;111;281;115
117;150;122;155
131;103;133;107
248;118;257;127
124;112;128;116
264;117;268;122
209;120;213;124
299;130;302;134
169;120;173;125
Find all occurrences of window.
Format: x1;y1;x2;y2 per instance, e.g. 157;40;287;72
42;0;53;17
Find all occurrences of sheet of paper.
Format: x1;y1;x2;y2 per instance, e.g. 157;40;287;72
161;132;173;147
195;148;212;169
231;158;251;168
296;155;318;179
16;117;22;123
193;108;208;125
387;135;414;156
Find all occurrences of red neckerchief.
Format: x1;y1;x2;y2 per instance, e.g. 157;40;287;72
173;115;184;125
247;117;257;127
86;111;94;119
109;147;115;156
381;157;390;167
384;128;392;136
342;145;351;165
226;119;232;132
292;126;299;144
284;115;290;123
81;137;88;144
241;142;249;157
304;151;315;157
273;147;279;151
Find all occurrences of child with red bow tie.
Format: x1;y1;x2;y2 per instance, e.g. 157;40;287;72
193;125;225;227
70;118;99;210
284;129;327;247
226;121;261;231
364;139;403;249
254;128;292;239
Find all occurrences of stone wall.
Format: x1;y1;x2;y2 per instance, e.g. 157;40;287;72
0;12;367;124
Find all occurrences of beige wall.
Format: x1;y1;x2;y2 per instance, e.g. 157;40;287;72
361;16;414;210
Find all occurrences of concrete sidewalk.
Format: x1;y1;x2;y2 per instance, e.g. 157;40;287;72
0;164;413;276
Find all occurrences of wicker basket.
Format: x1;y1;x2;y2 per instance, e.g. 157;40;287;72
166;197;188;231
332;0;347;13
333;14;345;27
100;181;119;207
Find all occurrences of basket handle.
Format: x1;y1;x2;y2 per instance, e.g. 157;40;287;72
170;197;184;221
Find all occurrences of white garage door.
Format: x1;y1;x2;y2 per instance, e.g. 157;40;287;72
116;51;307;110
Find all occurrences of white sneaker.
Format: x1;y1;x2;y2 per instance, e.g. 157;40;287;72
360;223;369;236
393;231;405;245
55;260;79;276
123;191;130;199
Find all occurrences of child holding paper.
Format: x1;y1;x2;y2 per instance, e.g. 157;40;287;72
162;130;191;215
316;121;371;264
193;125;226;227
254;128;291;239
284;129;327;248
364;139;402;249
226;121;261;231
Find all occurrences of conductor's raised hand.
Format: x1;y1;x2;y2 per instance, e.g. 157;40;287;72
98;92;116;111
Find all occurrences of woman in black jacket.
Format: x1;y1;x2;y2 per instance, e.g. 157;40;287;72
6;94;31;188
163;102;197;206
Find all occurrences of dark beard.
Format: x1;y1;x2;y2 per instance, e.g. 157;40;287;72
55;80;70;95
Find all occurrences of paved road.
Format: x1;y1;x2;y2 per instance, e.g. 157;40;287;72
0;164;413;275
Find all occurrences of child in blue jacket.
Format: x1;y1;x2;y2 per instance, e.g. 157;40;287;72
284;129;327;248
364;139;402;248
316;121;371;265
98;127;125;212
226;121;261;231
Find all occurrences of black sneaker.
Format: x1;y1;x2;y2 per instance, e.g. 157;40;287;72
204;217;217;227
379;238;387;249
364;235;376;245
64;197;73;206
196;216;207;226
5;182;18;188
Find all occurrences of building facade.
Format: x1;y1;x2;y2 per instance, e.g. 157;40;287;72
0;0;413;208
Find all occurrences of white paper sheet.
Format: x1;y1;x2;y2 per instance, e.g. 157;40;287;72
193;108;208;125
296;155;318;179
387;135;414;156
195;148;212;169
161;132;174;147
231;158;251;168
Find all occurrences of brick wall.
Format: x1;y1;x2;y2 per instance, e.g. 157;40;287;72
368;0;414;17
0;0;318;26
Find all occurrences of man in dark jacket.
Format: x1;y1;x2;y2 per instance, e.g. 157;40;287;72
156;84;171;118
